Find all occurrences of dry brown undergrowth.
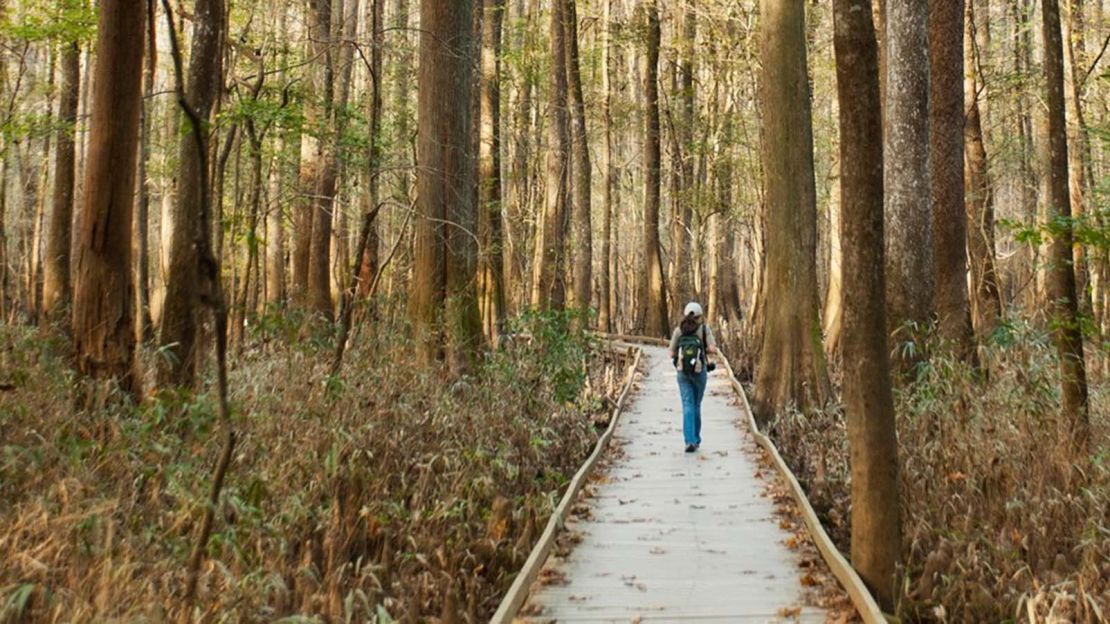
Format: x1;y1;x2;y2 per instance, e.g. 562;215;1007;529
767;322;1110;623
0;314;629;622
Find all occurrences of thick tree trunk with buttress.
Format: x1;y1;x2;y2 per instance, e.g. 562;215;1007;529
753;0;830;424
639;0;667;338
72;0;146;399
833;0;902;609
1042;0;1090;458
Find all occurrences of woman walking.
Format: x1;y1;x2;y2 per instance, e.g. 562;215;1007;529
669;302;718;452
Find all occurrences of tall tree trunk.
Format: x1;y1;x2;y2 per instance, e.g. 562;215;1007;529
357;0;385;301
929;0;974;355
753;0;831;423
670;0;696;319
597;0;615;332
135;2;157;340
1042;0;1090;457
411;0;479;370
307;0;338;320
292;3;319;302
504;0;532;313
530;0;570;310
564;0;592;315
158;0;224;387
885;0;934;339
72;0;146;399
265;136;286;307
265;5;291;309
390;0;414;203
1062;0;1091;308
823;163;844;357
965;0;1003;340
234;127;264;347
833;0;901;609
42;39;80;322
639;0;667;337
478;0;506;341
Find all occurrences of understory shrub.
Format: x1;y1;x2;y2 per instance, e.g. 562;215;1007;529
0;311;630;622
767;319;1109;623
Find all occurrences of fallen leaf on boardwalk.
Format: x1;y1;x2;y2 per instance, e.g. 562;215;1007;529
631;617;643;624
538;568;569;586
519;603;544;616
778;606;803;618
649;546;667;555
800;572;820;586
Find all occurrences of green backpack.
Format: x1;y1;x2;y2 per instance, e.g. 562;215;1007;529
676;325;705;376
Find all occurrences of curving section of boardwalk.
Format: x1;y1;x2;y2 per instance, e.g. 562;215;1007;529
516;345;830;623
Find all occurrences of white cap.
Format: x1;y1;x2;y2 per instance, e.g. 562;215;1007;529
684;302;704;317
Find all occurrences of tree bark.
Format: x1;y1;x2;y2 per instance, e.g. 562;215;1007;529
42;39;80;322
965;0;1003;340
823;162;843;357
357;0;385;301
1062;0;1091;309
1042;0;1090;457
833;0;902;609
411;0;479;370
753;0;831;423
307;0;338;320
598;0;615;332
72;0;146;399
478;0;506;341
530;0;570;310
670;0;697;319
639;0;668;337
158;0;224;387
564;0;592;315
264;5;291;309
135;2;157;340
885;0;934;338
929;0;974;355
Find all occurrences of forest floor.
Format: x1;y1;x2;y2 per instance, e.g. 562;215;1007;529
766;320;1110;623
0;313;629;622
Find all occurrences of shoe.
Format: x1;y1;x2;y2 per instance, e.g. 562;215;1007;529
685;444;696;453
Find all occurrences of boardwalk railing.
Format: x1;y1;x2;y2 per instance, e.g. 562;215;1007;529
491;334;888;624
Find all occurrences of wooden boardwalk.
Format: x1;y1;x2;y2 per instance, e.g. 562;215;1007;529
518;345;829;623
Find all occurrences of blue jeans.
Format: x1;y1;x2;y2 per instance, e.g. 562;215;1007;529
677;369;707;446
